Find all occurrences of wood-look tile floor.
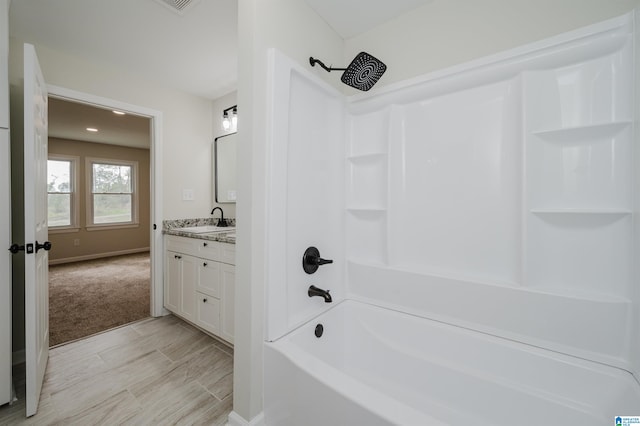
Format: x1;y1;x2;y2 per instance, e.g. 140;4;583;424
0;315;234;425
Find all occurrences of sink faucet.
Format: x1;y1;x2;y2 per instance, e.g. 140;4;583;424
308;285;332;303
210;207;228;227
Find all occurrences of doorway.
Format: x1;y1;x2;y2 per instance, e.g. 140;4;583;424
47;96;153;345
46;85;165;328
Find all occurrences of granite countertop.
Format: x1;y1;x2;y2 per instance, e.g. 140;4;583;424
163;218;236;244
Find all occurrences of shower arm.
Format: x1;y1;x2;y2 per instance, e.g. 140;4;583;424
309;57;347;73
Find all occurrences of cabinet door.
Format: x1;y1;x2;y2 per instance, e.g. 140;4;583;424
197;259;221;298
196;292;220;335
165;251;182;313
220;264;235;344
180;254;197;322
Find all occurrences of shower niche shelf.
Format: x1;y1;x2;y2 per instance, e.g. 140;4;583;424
346;206;387;212
531;121;631;142
530;208;631;215
346;152;386;161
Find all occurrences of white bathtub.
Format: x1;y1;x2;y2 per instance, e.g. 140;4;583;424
264;300;640;425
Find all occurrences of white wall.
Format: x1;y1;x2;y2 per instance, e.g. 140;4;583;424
345;0;640;92
8;38;214;220
211;90;237;219
234;0;343;423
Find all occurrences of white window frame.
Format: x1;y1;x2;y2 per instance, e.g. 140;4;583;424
47;154;80;234
86;157;139;231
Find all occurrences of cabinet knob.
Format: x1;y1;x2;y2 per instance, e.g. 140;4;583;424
203;298;208;303
174;255;182;259
203;242;208;247
203;262;208;267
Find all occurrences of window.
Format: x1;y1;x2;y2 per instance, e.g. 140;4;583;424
87;158;138;228
47;155;78;229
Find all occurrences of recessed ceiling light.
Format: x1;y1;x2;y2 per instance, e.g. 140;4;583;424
112;110;125;115
86;127;98;132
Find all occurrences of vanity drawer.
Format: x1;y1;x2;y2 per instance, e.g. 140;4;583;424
199;239;235;265
166;235;199;257
166;235;234;263
198;239;221;260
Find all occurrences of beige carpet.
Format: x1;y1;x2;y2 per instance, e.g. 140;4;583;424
49;252;150;346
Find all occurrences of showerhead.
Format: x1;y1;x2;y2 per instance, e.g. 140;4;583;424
309;51;387;91
340;52;387;91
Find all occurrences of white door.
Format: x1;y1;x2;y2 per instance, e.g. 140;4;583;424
0;128;11;407
23;43;50;417
0;0;12;408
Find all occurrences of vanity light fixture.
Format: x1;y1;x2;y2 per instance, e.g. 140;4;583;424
222;105;238;131
222;112;230;130
231;106;238;128
86;127;98;132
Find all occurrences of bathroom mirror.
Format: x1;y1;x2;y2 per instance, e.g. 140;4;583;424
214;132;237;203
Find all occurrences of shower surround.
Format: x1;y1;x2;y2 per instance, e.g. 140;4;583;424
263;11;640;425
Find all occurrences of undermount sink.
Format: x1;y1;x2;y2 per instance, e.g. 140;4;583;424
178;225;235;234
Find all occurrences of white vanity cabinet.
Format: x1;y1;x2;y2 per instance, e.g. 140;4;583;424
164;235;235;344
165;250;197;322
219;263;235;343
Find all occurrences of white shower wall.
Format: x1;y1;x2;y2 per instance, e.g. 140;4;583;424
265;51;346;341
265;11;639;379
346;12;638;376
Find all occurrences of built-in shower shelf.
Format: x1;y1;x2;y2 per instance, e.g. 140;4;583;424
347;152;387;161
346;207;387;212
530;208;631;215
531;121;631;142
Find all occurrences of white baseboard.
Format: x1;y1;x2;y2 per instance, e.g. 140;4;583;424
227;411;265;426
12;349;24;366
48;247;150;265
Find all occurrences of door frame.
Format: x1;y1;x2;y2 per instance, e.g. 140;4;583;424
47;85;165;317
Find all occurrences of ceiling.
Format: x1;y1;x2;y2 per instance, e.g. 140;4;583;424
9;0;238;101
10;0;431;148
9;0;435;101
48;98;151;149
10;0;235;148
